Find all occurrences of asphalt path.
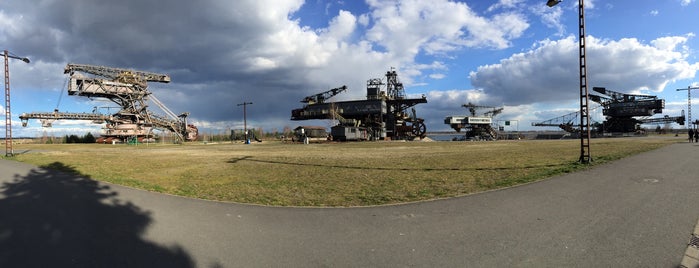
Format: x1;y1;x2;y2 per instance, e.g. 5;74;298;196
1;142;698;267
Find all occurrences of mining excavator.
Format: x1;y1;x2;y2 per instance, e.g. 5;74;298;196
20;63;198;143
291;69;428;141
532;87;684;134
444;102;503;140
588;87;683;133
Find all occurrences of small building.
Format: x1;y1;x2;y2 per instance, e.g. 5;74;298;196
293;126;328;142
331;125;369;141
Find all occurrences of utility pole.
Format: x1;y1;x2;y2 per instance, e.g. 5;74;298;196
237;101;253;143
546;0;592;163
3;50;30;157
676;86;699;129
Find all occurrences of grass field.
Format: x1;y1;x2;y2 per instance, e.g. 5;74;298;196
5;135;684;207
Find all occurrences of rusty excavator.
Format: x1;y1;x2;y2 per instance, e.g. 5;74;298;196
290;69;428;141
20;63;198;143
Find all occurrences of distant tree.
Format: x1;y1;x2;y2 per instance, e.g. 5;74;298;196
67;134;80;144
256;127;264;140
282;126;292;136
83;132;96;143
40;131;48;144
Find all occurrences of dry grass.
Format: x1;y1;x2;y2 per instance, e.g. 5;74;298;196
6;135;683;206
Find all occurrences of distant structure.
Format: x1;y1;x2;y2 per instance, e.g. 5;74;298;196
444;103;503;140
20;63;198;143
589;87;684;133
291;69;427;141
532;87;684;134
292;126;328;143
531;109;591;134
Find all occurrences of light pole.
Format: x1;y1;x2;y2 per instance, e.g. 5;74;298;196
547;0;592;163
237;101;253;143
3;50;30;157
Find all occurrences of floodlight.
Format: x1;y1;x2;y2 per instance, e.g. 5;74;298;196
547;0;561;7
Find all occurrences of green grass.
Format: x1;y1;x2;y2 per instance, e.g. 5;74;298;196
6;135;683;207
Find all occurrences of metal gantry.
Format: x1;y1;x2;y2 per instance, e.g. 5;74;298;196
20;63;198;143
547;0;592;163
576;0;592;163
3;50;30;157
677;86;699;129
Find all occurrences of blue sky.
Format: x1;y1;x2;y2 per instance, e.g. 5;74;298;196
1;0;698;138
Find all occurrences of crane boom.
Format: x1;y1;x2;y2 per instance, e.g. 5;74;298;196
592;87;656;101
639;114;685;125
64;63;171;84
21;63;196;143
532;106;602;133
462;102;502;117
20;111;110;127
302;85;347;104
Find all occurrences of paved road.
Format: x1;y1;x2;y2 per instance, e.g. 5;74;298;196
1;143;698;267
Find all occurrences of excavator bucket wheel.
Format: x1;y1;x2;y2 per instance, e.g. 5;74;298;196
412;121;426;138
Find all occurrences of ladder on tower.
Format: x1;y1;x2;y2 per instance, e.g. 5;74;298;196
4;54;11;156
578;0;592;163
677;86;699;129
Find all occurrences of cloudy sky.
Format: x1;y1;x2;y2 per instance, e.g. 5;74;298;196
1;0;698;137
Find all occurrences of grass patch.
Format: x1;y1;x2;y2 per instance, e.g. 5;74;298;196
7;135;682;207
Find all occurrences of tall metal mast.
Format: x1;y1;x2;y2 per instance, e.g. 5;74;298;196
546;0;592;163
677;86;699;129
3;50;29;157
577;0;592;163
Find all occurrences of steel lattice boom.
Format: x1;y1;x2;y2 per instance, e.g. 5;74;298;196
20;63;197;143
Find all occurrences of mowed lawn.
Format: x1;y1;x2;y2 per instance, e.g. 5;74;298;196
7;136;683;206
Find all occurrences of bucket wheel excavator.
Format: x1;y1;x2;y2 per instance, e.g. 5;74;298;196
291;69;427;141
444;103;503;140
20;63;198;143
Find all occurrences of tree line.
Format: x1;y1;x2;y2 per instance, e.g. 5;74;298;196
63;132;96;144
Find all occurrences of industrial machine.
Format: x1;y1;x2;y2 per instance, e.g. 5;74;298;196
291;69;427;141
589;87;683;133
20;63;198;143
532;87;684;134
444;103;503;140
531;108;592;134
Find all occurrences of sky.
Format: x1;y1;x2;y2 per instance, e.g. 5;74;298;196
1;0;698;138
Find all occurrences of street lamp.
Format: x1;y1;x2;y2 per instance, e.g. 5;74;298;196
3;50;30;157
237;101;253;144
546;0;561;7
546;0;592;163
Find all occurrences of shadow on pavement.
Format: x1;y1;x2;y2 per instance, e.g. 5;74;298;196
0;162;194;267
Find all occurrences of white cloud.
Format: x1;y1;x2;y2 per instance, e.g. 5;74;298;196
365;0;529;58
429;73;446;79
487;0;525;12
322;10;357;41
530;4;565;36
681;0;694;6
650;10;659;16
586;0;596;9
469;35;699;106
